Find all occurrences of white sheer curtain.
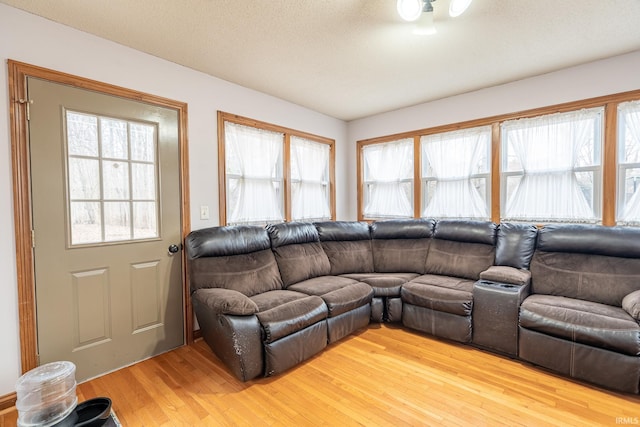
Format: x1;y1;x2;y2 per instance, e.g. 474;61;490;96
421;127;490;218
619;101;640;222
291;136;331;221
363;139;413;218
225;122;284;224
502;109;601;221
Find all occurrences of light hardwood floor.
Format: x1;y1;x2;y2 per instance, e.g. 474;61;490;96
2;325;639;426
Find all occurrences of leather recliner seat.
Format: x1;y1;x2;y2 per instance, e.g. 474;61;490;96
519;224;640;393
187;225;329;380
266;222;373;344
401;220;498;343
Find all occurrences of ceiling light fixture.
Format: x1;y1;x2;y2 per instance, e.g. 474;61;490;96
397;0;473;22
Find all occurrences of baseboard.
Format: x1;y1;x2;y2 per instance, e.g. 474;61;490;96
194;328;202;340
0;392;16;412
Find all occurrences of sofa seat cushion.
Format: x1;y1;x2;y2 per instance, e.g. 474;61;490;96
250;290;311;312
321;282;374;317
401;275;475;316
340;273;419;297
255;295;327;343
289;277;373;317
520;294;640;356
288;276;359;294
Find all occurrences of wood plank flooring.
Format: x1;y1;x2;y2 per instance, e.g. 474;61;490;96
2;325;639;426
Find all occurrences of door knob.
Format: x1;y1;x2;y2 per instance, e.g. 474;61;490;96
168;244;180;254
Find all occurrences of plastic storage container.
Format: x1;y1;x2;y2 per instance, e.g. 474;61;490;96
15;361;78;427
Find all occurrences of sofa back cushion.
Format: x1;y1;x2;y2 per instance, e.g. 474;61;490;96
530;224;640;306
186;225;283;296
495;222;538;269
370;219;435;274
266;222;331;287
425;220;497;280
315;221;374;275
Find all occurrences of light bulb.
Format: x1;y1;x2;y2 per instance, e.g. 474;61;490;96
397;0;423;22
449;0;472;17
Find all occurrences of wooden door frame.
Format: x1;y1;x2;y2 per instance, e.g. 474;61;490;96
8;60;193;376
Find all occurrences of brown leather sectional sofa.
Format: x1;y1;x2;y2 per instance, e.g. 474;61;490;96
185;219;640;394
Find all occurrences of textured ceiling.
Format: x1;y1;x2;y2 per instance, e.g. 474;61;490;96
3;0;640;121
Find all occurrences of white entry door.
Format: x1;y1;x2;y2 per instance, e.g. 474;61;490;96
28;77;184;381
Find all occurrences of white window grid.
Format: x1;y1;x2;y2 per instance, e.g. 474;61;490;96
65;110;160;246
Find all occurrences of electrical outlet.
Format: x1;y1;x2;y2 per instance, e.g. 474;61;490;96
200;205;210;220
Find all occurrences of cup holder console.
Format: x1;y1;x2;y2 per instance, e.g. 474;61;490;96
472;280;530;357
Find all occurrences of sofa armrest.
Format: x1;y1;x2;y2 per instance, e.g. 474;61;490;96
193;288;259;315
622;290;640;320
479;266;531;286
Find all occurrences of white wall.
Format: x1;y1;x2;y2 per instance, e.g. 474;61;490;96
0;3;348;396
345;50;640;220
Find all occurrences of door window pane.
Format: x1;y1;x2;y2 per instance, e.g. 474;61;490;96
133;202;158;239
104;202;131;241
65;110;159;245
69;202;102;244
102;161;129;200
130;123;155;162
132;163;156;200
68;158;100;199
101;118;128;159
67;112;98;157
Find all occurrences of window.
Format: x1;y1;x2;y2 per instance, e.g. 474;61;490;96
618;100;640;224
361;138;414;219
224;122;284;225
65;110;159;245
290;136;331;221
501;108;603;223
219;112;335;225
421;126;491;219
358;90;640;225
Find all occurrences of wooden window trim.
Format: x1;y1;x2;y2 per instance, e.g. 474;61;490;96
218;111;336;224
357;88;640;224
